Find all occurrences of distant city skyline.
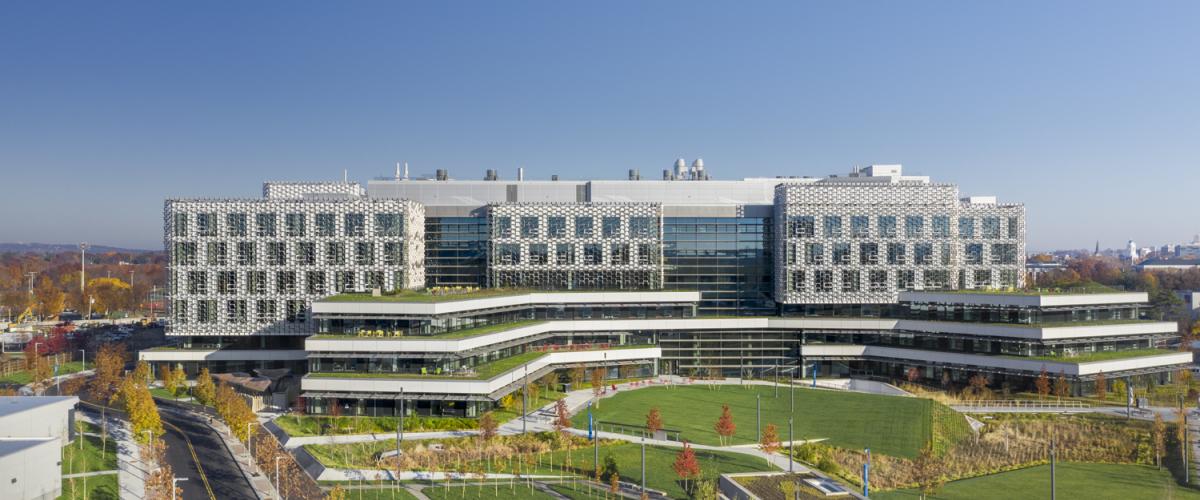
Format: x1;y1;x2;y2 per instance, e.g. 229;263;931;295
1;2;1198;251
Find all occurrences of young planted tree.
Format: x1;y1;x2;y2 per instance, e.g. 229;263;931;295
1153;413;1166;468
912;444;944;500
160;365;176;395
143;438;181;500
118;372;164;444
569;366;586;389
91;343;127;403
714;405;736;446
478;412;498;442
1035;366;1051;400
1095;371;1107;401
1054;371;1070;400
671;441;701;495
591;368;606;408
965;374;991;401
759;423;781;465
645;407;663;438
553;398;573;441
193;368;216;406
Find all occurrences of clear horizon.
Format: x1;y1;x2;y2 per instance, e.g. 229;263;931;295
2;2;1198;252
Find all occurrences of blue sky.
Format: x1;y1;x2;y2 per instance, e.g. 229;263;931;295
1;2;1197;251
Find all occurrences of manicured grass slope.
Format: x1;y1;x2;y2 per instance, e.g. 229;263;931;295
424;485;555;500
574;385;938;458
874;462;1200;499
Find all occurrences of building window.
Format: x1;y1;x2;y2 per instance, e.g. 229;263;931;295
217;271;237;295
497;243;521;265
905;216;924;238
897;270;916;290
375;213;403;237
790;270;805;292
832;243;851;265
285;213;306;237
958;217;975;239
823;216;842;237
583;243;602;264
610;243;630;265
256;213;277;237
869;270;888;292
276;271;297;294
173;213;188;237
226;213;247;236
965;243;983;265
316;213;336;236
365;271;384;290
842;270;861;292
877;216;897;238
548;217;567;238
520;216;540;237
556;243;575;265
789;216;815;238
172;300;188;324
207;242;228;266
859;242;879;265
306;271;326;294
940;243;952;265
295;242;316;266
814;270;834;293
355;242;376;265
992;243;1017;264
575;217;594;237
256;300;276;322
924;270;950;290
187;271;207;294
630;217;657;238
325;242;346;265
197;300;217;324
246;271;267;295
196;213;217;237
335;271;355;292
887;243;906;265
850;216;870;238
344;213;365;237
226;300;247;323
973;269;993;288
602;217;621;238
981;217;1001;239
1007;217;1020;239
236;242;255;265
914;243;933;265
530;244;549;265
932;216;950;238
383;242;403;265
805;243;824;265
637;243;655;265
266;242;286;266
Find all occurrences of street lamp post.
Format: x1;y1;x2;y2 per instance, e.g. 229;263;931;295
79;243;88;313
641;437;646;496
756;394;761;443
80;349;86;369
275;456;284;499
397;387;404;477
788;416;794;473
246;422;254;466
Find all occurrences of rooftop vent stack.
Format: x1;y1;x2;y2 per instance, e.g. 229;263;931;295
692;158;704;181
551;174;559;181
628;169;637;180
485;169;497;181
663;169;671;180
636;169;641;180
675;158;687;180
517;167;525;181
403;162;409;180
436;169;448;181
395;162;402;181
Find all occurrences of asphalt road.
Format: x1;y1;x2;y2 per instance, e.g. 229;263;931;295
160;409;257;500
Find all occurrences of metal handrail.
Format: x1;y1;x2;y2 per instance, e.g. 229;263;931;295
954;399;1091;408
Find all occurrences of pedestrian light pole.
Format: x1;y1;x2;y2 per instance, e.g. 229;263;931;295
756;394;761;443
79;243;88;310
275;456;284;499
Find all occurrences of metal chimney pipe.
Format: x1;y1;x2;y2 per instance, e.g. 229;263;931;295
518;167;525;181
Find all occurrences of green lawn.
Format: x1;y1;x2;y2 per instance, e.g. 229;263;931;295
59;422;120;500
500;441;775;499
423;485;556;500
63;422;118;473
574;385;945;458
312;320;546;341
875;462;1200;499
58;472;118;500
0;361;89;385
278;414;479;438
320;485;420;500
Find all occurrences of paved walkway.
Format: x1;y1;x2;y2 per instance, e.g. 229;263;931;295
64;470;119;479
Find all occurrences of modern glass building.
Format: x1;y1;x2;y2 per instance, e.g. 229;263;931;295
140;161;1189;414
